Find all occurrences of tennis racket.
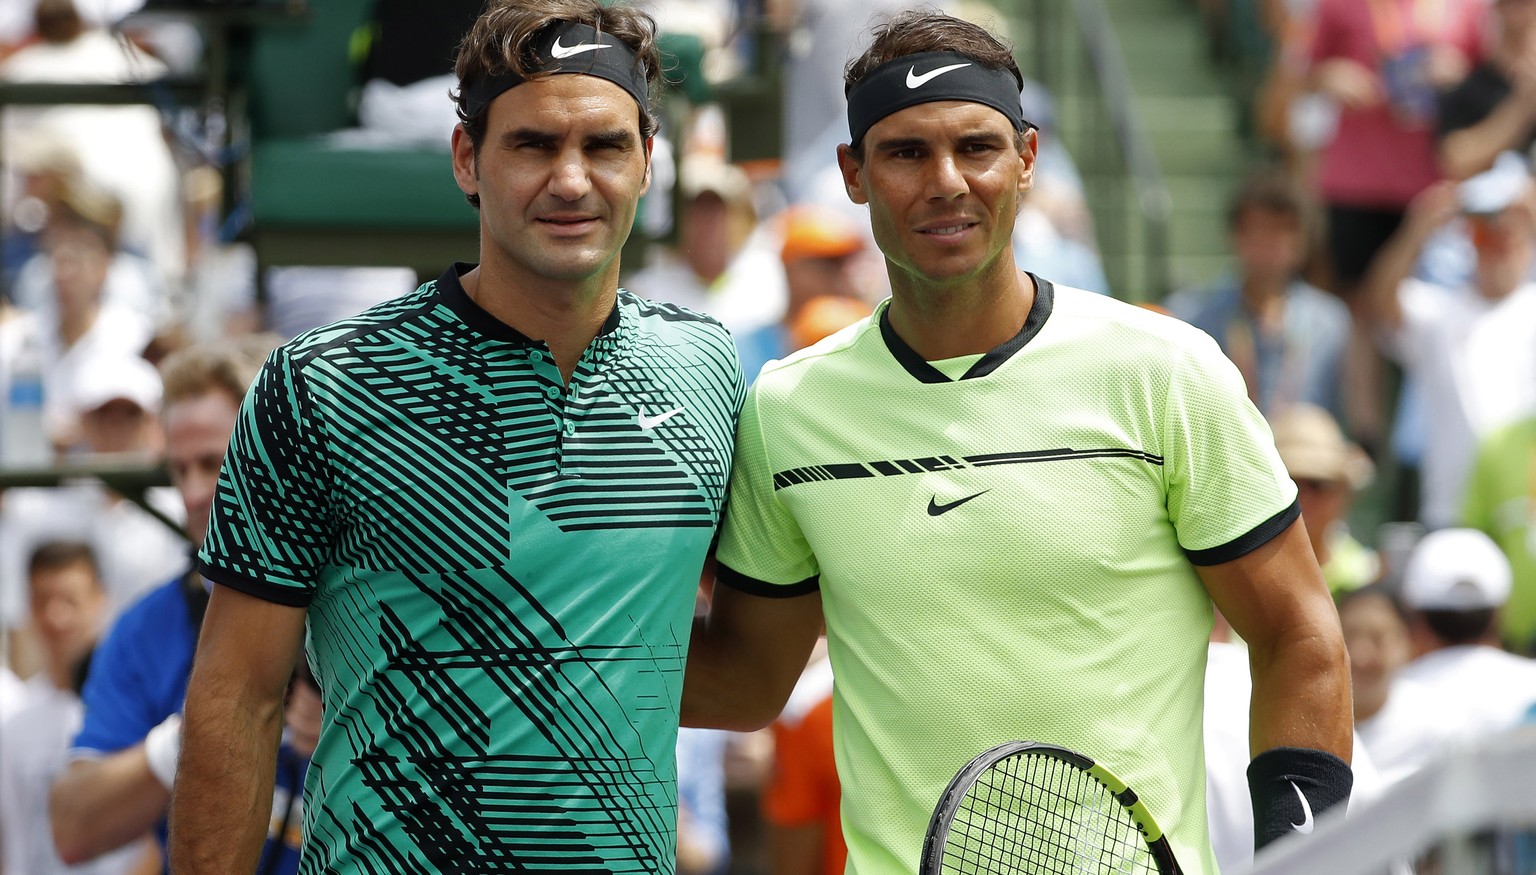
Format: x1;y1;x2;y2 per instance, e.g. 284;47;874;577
920;741;1183;875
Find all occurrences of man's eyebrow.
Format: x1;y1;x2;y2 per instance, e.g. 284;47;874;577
501;127;556;146
586;128;638;147
869;135;929;152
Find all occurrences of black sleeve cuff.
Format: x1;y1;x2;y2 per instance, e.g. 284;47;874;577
1185;499;1301;566
196;560;314;608
715;563;819;598
1248;745;1353;851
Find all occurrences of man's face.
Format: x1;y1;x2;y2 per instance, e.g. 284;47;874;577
837;101;1034;293
28;559;106;673
80;398;159;456
1469;203;1535;297
1340;593;1410;719
163;390;240;548
1231;207;1305;283
48;226;111;315
451;74;652;289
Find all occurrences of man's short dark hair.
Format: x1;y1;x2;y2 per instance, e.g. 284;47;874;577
27;540;100;584
1226;167;1312;232
842;10;1024;160
1420;608;1497;645
452;0;663;209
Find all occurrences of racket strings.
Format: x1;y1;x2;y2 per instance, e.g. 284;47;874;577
941;752;1157;874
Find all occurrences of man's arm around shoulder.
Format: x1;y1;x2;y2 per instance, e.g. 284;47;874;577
169;585;306;874
683;577;824;732
51;747;171;864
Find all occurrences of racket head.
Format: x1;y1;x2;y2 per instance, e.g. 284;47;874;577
919;741;1183;875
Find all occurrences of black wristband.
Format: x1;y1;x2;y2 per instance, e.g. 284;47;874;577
1247;746;1353;851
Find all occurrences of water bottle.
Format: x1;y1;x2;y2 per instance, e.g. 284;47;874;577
2;330;50;467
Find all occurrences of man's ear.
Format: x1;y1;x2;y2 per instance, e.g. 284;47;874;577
837;144;868;206
641;136;655;195
1016;126;1039;197
451;124;479;201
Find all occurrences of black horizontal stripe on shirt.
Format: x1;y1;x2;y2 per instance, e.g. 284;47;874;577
771;446;1164;492
1183;499;1301;566
196;560;315;608
715;563;820;598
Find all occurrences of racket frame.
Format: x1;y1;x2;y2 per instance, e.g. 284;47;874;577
919;740;1184;875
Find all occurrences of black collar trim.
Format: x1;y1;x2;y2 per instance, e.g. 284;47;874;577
435;263;622;345
879;274;1055;383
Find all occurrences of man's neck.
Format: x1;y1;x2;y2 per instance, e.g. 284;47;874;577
461;262;618;382
57;304;100;348
1239;273;1288;321
885;261;1035;362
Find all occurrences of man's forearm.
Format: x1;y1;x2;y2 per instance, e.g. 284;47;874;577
50;752;171;864
1441;96;1536;180
681;589;824;732
1247;623;1354;760
168;679;284;873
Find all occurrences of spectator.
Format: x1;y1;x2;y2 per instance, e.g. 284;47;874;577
0;0;186;291
1462;414;1536;653
1271;404;1379;597
736;204;878;379
1164;169;1354;421
1304;0;1483;294
1340;584;1433;787
0;181;155;459
1438;0;1536;181
761;640;843;875
48;335;305;875
1359;152;1536;529
1368;529;1536;782
0;353;187;673
626;157;781;332
677;727;731;875
0;540;148;875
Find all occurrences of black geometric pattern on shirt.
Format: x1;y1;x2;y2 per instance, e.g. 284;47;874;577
519;304;740;532
771;447;1167;491
205;345;339;586
336;571;676;872
628;293;726;329
310;294;733;542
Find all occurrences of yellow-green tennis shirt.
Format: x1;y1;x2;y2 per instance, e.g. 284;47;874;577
716;279;1299;875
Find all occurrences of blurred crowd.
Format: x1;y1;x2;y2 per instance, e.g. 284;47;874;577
0;0;1534;872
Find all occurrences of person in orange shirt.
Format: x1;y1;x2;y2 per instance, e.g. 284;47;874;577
761;643;844;875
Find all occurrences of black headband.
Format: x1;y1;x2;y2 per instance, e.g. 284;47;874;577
845;51;1028;147
461;21;650;119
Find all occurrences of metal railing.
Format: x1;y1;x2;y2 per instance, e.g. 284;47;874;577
1020;0;1174;302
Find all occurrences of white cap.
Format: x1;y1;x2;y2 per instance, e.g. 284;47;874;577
1458;151;1531;216
1401;528;1513;611
69;354;162;415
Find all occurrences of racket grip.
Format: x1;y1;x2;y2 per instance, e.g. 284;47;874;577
1247;746;1352;851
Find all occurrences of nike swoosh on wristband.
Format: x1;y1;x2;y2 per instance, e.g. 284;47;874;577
927;490;989;516
1289;780;1315;834
637;407;684;430
551;36;611;58
906;62;972;89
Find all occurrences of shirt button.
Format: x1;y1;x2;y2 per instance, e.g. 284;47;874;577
530;350;544;362
562;420;575;436
545;386;560;399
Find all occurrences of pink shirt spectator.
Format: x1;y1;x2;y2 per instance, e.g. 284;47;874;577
1309;0;1486;208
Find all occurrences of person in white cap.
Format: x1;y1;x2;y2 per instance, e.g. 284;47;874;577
0;353;186;669
1362;528;1536;782
1360;151;1536;529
